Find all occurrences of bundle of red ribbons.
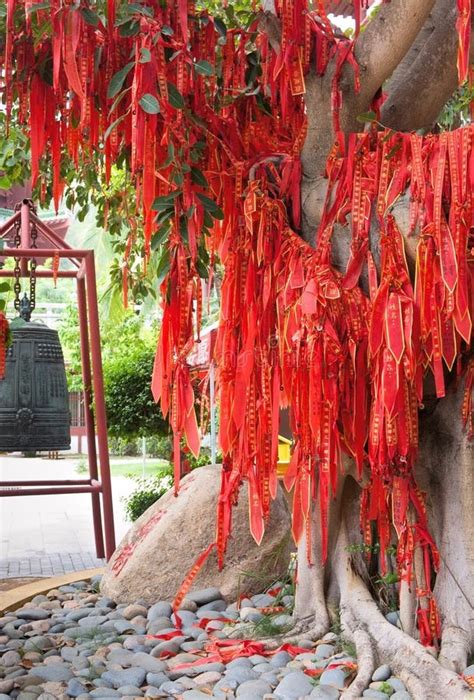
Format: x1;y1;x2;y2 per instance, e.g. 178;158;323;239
2;0;473;647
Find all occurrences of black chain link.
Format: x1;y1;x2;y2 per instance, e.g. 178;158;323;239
13;218;21;314
30;220;38;313
12;200;38;317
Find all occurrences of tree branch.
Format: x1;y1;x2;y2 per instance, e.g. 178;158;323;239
354;0;437;107
380;0;469;131
259;10;281;54
302;0;439;180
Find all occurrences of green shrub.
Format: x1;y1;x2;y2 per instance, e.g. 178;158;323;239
187;448;222;468
122;468;174;521
103;346;169;440
108;436;140;456
108;435;173;458
121;451;219;521
146;434;172;459
75;459;88;474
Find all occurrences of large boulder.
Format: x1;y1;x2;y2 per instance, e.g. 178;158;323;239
101;465;292;604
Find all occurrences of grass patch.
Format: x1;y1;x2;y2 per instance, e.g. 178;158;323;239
234;535;295;601
75;458;169;478
249;613;294;638
110;459;169;477
340;639;357;658
73;626;123;653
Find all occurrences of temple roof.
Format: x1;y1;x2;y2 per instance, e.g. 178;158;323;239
0;185;70;248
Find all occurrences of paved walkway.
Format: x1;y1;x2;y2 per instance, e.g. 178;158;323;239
0;454;131;577
0;552;105;579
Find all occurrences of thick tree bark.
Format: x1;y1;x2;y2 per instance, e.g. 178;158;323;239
416;387;474;674
381;0;461;130
301;0;469;240
353;0;437;115
284;2;474;695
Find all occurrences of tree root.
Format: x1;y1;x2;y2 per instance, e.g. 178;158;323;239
340;627;375;700
439;626;471;674
256;613;329;649
250;456;472;699
332;478;471;700
342;598;470;699
280;615;329;646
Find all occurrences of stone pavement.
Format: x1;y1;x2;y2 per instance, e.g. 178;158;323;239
0;551;105;578
0;454;131;578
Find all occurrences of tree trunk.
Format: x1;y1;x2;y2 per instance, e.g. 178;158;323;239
287;384;473;698
290;12;474;698
257;2;474;695
417;388;474;674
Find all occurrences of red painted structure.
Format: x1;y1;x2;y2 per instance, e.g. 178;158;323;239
0;201;116;560
70;391;87;453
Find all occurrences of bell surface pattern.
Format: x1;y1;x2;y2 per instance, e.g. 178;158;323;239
0;321;71;452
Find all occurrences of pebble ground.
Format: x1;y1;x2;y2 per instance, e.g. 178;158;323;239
0;576;429;699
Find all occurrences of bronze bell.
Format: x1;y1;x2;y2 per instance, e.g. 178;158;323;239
0;296;71;453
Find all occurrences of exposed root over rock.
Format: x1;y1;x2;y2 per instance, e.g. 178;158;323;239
340;627;375;700
439;626;471;675
338;576;470;699
332;481;471;700
284;475;472;700
251;613;329;649
276;388;474;700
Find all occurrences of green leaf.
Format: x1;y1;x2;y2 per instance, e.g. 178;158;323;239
0;299;5;312
119;20;139;37
27;1;49;12
108;86;132;117
80;7;99;26
127;3;154;17
356;110;376;124
255;93;272;116
197;193;224;220
161;25;174;36
381;129;395;143
139;47;151;63
194;60;214;77
156;208;174;225
0;174;12;189
214;17;227;38
386;142;402;160
139;93;160;114
151;190;181;211
203;211;214;229
103;112;129;142
151;225;170;251
160;142;175;169
0;282;10;293
179;217;188;244
190;167;208;188
107;62;135;99
156;247;170;285
196;257;209;279
167;82;185;109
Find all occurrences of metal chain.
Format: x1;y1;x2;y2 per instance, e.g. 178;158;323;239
13;219;21;314
29;220;38;313
11;200;38;317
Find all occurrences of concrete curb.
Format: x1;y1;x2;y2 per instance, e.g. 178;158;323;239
0;567;105;615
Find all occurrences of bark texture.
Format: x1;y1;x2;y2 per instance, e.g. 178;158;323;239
417;389;474;674
287;1;474;696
